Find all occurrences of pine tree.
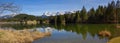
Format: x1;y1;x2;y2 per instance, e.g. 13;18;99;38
116;0;120;23
74;11;81;23
87;8;95;23
80;6;88;23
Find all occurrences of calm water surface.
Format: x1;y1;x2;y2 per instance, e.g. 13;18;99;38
0;24;119;43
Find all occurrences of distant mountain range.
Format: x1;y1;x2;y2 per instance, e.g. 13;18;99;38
41;11;75;18
0;11;76;19
0;14;16;19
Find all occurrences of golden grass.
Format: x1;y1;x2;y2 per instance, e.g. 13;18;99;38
27;20;37;25
108;37;120;43
98;30;111;37
0;29;51;43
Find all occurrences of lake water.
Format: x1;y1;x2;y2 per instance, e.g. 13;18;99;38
0;24;119;43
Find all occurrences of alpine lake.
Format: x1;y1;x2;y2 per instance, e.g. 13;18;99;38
0;24;120;43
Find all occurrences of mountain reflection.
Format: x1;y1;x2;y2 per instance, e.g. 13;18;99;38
34;27;108;43
0;24;119;43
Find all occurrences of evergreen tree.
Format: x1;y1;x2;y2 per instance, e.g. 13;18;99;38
87;8;95;23
74;11;81;23
80;6;88;23
105;1;116;23
116;0;120;23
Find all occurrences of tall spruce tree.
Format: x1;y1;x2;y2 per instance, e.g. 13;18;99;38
80;6;88;23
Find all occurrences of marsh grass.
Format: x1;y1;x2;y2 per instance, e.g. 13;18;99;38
98;30;111;37
108;37;120;43
0;29;50;43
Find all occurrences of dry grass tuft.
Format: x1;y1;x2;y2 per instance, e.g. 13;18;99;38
98;30;111;37
0;29;51;43
108;37;120;43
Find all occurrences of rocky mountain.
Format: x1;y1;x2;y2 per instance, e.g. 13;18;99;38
41;11;75;18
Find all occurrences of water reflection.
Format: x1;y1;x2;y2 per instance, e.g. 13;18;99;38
0;24;118;43
0;24;42;30
34;27;108;43
33;25;110;43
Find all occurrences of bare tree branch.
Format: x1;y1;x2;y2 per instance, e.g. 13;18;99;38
0;3;21;16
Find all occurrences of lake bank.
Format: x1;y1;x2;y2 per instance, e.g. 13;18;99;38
108;36;120;43
0;20;39;25
0;29;51;43
0;22;20;24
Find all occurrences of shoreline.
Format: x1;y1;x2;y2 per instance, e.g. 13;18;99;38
108;37;120;43
0;29;51;43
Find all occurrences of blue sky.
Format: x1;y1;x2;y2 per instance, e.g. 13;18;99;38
0;0;117;16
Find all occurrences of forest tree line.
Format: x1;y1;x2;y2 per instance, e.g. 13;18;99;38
48;0;120;24
0;0;120;24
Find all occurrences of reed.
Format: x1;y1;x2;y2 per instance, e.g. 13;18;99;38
0;29;51;43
